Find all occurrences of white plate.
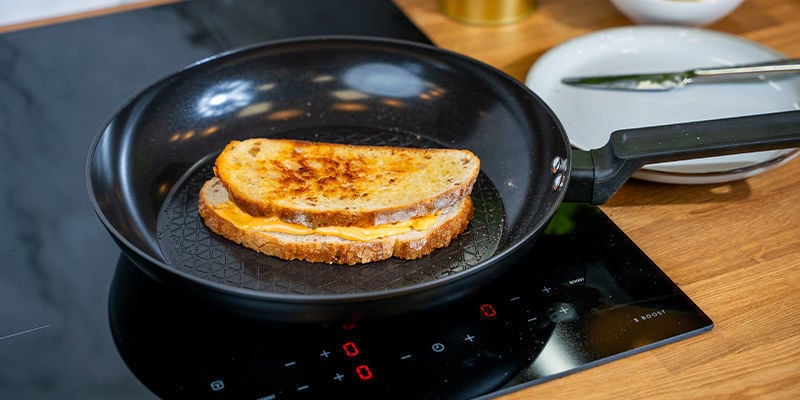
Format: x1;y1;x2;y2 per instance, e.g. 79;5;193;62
525;26;800;184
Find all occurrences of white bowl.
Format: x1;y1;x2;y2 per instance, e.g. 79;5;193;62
610;0;744;26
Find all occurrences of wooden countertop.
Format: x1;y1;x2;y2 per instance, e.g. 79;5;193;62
5;0;798;398
393;0;800;398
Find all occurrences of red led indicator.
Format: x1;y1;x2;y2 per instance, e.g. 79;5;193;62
341;322;358;331
342;341;360;357
355;364;374;381
479;303;497;319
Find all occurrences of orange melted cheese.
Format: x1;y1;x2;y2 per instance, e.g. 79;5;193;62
213;201;439;241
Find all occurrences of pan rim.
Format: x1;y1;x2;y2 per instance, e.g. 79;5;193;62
86;34;569;306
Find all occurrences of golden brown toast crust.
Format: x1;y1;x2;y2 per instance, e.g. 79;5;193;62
213;138;479;228
198;178;474;265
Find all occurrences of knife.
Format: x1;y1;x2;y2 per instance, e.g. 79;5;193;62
561;58;800;91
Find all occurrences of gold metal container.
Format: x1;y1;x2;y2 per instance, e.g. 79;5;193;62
439;0;537;25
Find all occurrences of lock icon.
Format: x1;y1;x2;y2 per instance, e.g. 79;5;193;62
210;379;225;392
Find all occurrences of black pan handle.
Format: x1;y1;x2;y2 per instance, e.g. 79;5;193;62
565;110;800;204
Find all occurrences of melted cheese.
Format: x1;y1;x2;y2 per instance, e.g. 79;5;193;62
213;201;439;241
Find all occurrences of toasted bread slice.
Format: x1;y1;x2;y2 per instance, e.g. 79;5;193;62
198;177;474;265
213;138;479;228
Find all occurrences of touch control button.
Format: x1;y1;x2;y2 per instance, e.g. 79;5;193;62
431;342;446;352
548;302;579;323
209;379;225;392
332;372;346;383
319;349;332;360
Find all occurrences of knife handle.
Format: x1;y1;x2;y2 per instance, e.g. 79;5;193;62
691;58;800;82
566;110;800;204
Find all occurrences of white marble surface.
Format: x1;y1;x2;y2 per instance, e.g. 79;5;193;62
0;0;148;26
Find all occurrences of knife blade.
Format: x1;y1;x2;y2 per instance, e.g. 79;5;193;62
561;58;800;91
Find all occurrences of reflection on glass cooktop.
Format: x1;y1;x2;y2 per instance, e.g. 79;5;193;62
109;204;712;399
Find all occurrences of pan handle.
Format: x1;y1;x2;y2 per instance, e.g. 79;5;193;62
565;110;800;204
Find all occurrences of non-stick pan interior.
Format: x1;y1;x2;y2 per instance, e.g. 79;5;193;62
87;36;569;299
158;132;504;296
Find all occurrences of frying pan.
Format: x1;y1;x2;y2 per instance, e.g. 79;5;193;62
87;36;800;323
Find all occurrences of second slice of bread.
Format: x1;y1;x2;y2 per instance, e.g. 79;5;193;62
198;177;475;265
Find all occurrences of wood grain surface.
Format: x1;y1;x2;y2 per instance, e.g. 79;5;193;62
393;0;800;398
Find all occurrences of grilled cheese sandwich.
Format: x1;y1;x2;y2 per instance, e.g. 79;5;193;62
198;138;479;264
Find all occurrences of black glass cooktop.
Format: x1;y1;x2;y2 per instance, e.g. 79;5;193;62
0;1;711;399
110;203;712;400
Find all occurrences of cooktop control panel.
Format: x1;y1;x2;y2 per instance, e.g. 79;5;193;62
111;256;547;399
109;204;712;399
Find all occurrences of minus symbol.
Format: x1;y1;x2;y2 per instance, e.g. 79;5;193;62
400;354;412;360
527;317;538;322
284;361;297;367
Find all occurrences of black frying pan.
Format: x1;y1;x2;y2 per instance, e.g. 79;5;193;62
87;36;800;323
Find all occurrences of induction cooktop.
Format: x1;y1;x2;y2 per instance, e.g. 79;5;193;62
0;1;711;398
109;203;712;399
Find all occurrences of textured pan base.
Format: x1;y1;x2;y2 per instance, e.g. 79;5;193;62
156;128;504;296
